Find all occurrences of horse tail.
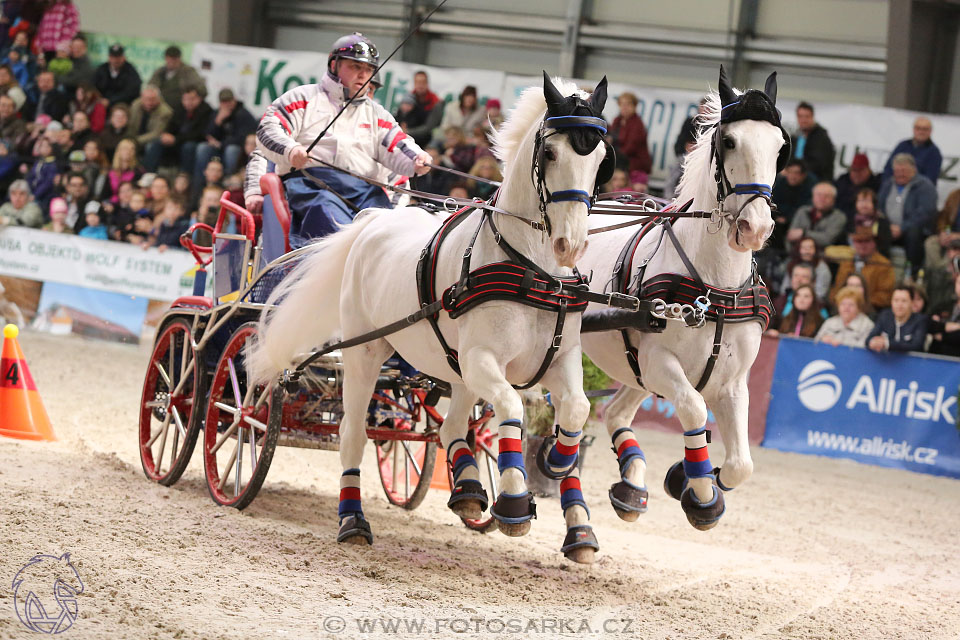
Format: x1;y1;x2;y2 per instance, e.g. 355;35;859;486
246;212;383;385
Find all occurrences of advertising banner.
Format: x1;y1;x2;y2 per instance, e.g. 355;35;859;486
0;227;196;302
762;337;960;478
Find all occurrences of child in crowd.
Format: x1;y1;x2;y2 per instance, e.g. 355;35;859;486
25;136;59;212
125;189;153;246
151;197;190;252
42;197;73;234
173;172;191;201
78;201;108;240
106;181;136;241
47;40;73;78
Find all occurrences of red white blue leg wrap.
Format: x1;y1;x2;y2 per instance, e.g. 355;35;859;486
545;426;581;476
611;427;645;478
682;427;713;479
497;419;525;479
338;468;362;520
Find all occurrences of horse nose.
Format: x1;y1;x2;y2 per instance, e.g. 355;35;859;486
553;238;569;258
737;218;752;237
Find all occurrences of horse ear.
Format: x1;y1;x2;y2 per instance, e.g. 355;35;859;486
718;64;737;107
589;76;608;113
543;71;565;112
764;71;778;104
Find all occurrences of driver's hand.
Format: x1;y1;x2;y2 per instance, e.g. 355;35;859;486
288;145;309;170
413;152;432;176
245;194;264;214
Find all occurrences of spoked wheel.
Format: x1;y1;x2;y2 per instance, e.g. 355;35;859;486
139;318;204;486
451;411;499;533
202;322;279;510
374;391;438;510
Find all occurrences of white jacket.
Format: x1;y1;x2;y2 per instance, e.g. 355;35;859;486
256;72;423;179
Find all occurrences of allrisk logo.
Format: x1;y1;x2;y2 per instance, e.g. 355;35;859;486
796;360;842;412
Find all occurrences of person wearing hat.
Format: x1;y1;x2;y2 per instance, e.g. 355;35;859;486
829;226;895;311
148;45;206;110
93;44;142;107
194;87;256;185
77;200;108;240
834;152;881;220
0;94;26;142
42;197;73;234
256;32;431;242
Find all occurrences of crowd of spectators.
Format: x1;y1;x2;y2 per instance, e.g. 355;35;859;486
0;1;257;251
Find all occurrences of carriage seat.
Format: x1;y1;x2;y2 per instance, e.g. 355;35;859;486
260;173;292;262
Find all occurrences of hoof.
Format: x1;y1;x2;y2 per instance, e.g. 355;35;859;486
535;436;576;480
561;525;599;564
609;480;648;521
663;460;686;501
337;514;373;545
497;520;532;537
449;498;483;521
680;485;725;531
491;492;536;537
447;479;488;520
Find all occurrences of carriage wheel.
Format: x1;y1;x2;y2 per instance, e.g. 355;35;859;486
202;322;279;510
451;415;499;533
374;393;437;510
139;318;203;486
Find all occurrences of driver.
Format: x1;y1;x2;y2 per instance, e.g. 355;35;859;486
255;32;431;242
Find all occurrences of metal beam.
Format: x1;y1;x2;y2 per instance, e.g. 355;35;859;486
401;0;430;65
558;0;585;78
731;0;759;87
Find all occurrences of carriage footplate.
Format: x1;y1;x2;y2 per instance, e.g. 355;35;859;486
560;525;600;557
337;513;374;545
491;492;537;527
447;479;489;513
580;307;666;334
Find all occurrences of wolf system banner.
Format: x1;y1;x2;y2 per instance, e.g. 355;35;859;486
762;337;960;478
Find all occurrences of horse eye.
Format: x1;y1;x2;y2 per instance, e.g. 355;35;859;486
544;147;557;162
723;137;736;150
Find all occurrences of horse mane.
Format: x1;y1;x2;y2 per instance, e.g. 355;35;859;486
675;89;732;201
490;77;585;167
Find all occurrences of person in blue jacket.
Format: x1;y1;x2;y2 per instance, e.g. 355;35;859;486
866;285;927;353
882;117;942;185
877;153;939;276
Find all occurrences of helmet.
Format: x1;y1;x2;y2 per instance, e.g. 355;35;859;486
328;32;379;74
371;72;383;89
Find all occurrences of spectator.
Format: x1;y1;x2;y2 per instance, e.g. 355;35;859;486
925;238;960;313
60;170;89;232
4;46;32;90
673;97;709;156
106;180;135;240
834;152;880;220
0;140;18;194
68;83;106;133
35;0;79;63
610;91;651;181
604;167;630;194
150;196;189;251
448;183;469;200
772;284;823;338
102;138;142;204
126;84;173;153
28;70;68;122
882;117;941;185
771;159;815;246
781;236;832;300
790;101;835;181
867;285;927;353
484;98;503;131
67;110;94;152
911;285;927;315
61;35;94;93
47;40;73;78
925;186;960;273
191;184;222;244
785;181;846;252
93;44;142;108
148;45;206;110
25;136;58;211
0;178;41;227
439;85;484;141
191;157;222;210
773;261;815;319
664;138;695;199
172;171;191;201
877;153;938;275
196;87;256;182
410;146;448;196
144;85;211;174
841;272;875;317
0;63;26;111
829;226;895;310
439;125;475;173
78;139;107;197
0;94;25;142
402;70;443;147
927;274;960;357
815;286;875;347
848;188;892;257
42;197;72;233
147;173;170;217
465;154;500;200
98;103;129;159
77;200;107;239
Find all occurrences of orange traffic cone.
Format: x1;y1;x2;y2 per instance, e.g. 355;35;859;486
0;324;55;441
430;455;451;490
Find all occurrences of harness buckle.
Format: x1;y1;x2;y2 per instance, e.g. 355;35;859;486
494;231;502;244
552;334;563;349
707;208;723;234
462;246;472;260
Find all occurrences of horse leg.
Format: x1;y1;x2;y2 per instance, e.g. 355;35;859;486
438;385;487;520
704;377;753;491
537;352;597;564
459;347;534;537
643;350;725;531
336;338;394;545
603;385;651;521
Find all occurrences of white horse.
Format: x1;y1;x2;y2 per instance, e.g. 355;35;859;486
567;67;788;529
248;73;611;563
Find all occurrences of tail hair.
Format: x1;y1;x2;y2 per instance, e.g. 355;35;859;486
245;212;382;384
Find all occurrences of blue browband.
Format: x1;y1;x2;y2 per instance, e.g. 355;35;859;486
548;189;593;209
544;115;608;134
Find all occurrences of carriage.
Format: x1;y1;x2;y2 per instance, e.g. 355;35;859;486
137;177;500;532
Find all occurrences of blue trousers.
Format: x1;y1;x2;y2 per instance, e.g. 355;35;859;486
283;168;391;242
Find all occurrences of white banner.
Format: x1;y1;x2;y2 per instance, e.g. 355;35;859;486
191;43;506;117
0;228;197;301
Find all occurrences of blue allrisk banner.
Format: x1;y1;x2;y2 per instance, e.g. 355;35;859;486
762;337;960;478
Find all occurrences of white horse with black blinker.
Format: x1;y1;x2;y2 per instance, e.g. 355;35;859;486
558;66;788;529
247;73;611;563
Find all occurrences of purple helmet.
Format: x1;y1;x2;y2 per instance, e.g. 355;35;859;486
328;32;379;73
